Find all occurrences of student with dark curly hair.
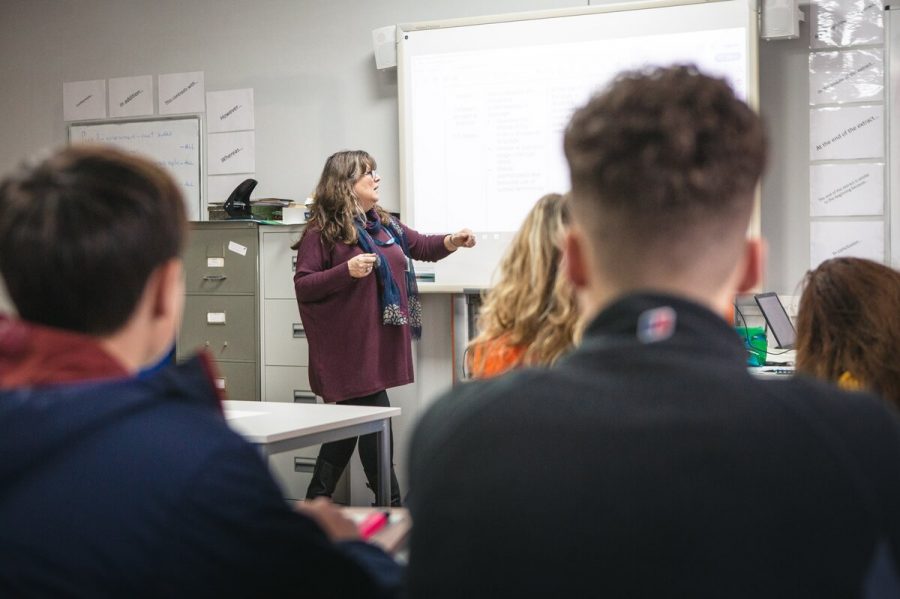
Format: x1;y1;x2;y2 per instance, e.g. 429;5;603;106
407;65;900;598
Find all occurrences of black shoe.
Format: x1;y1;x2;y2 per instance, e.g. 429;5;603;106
305;457;343;500
363;466;403;507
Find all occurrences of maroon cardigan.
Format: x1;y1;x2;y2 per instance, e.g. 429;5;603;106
294;221;451;403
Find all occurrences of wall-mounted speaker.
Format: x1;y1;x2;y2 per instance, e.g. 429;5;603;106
761;0;804;40
372;25;397;70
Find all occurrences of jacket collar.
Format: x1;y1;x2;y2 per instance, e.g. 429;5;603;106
0;353;222;489
579;292;748;365
0;315;128;389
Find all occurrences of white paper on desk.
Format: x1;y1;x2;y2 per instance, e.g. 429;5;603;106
810;0;883;49
810;163;883;216
810;220;884;268
809;48;883;105
206;88;254;133
207;131;255;175
108;75;154;118
208;173;256;204
62;79;106;121
158;71;205;115
809;105;883;161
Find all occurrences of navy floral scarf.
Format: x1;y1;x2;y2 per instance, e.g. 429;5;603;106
354;210;422;339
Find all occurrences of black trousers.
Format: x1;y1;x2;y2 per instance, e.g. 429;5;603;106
312;390;400;503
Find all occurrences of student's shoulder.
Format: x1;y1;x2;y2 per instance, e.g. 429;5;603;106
440;366;553;408
773;373;900;449
412;369;557;448
775;372;884;414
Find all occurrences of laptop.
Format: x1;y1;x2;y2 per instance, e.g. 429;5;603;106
753;292;796;350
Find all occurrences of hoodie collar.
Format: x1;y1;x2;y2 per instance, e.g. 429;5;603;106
0;354;221;490
0;315;128;389
580;291;748;364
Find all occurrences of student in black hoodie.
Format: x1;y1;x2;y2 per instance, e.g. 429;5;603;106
407;66;900;599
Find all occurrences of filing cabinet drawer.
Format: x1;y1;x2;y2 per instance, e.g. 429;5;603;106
264;299;309;366
262;229;303;299
268;452;349;502
264;366;314;403
184;226;258;294
210;360;259;402
179;295;258;362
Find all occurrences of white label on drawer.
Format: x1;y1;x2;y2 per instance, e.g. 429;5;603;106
227;241;247;256
207;257;225;268
207;312;226;324
215;377;226;389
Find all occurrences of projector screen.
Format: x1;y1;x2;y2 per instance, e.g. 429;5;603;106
398;0;758;290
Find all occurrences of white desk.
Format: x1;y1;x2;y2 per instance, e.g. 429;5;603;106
749;366;795;379
224;400;401;506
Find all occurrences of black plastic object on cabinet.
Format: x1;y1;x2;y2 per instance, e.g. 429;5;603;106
224;178;257;219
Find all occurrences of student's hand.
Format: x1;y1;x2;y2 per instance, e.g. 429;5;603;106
295;497;360;541
445;228;476;251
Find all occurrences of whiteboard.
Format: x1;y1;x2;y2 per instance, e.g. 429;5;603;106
398;0;759;290
68;117;202;220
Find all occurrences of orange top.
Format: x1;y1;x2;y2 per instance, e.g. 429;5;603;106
837;371;864;392
468;336;526;379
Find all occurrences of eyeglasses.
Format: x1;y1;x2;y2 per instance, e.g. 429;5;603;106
364;170;379;180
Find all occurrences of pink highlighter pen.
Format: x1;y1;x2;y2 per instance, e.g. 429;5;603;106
358;511;390;540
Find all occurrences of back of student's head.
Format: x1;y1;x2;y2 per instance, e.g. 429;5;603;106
796;257;900;407
563;64;767;289
0;145;187;335
500;192;569;293
469;193;579;375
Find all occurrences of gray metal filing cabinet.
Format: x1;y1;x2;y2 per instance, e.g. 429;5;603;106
178;222;347;501
260;225;314;404
178;221;261;401
259;225;349;502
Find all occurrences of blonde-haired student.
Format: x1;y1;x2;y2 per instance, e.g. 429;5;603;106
467;193;581;378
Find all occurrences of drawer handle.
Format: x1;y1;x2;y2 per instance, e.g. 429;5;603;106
292;323;305;338
293;390;316;404
202;274;228;281
294;457;316;473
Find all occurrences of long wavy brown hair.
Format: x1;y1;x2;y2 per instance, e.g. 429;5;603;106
796;257;900;408
467;193;581;374
292;150;390;250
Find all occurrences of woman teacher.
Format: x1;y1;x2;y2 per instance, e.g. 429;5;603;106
293;150;475;506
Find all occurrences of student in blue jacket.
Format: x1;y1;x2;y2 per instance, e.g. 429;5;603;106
0;146;401;597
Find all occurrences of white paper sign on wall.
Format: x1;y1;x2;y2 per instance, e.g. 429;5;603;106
108;75;154;118
158;71;205;115
63;79;107;121
206;88;255;133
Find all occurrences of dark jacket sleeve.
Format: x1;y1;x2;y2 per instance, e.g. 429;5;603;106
789;384;900;579
841;399;900;575
157;439;402;598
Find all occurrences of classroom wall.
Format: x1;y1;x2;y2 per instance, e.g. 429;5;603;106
0;0;581;211
759;7;814;296
0;0;580;504
0;0;808;500
0;0;812;290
